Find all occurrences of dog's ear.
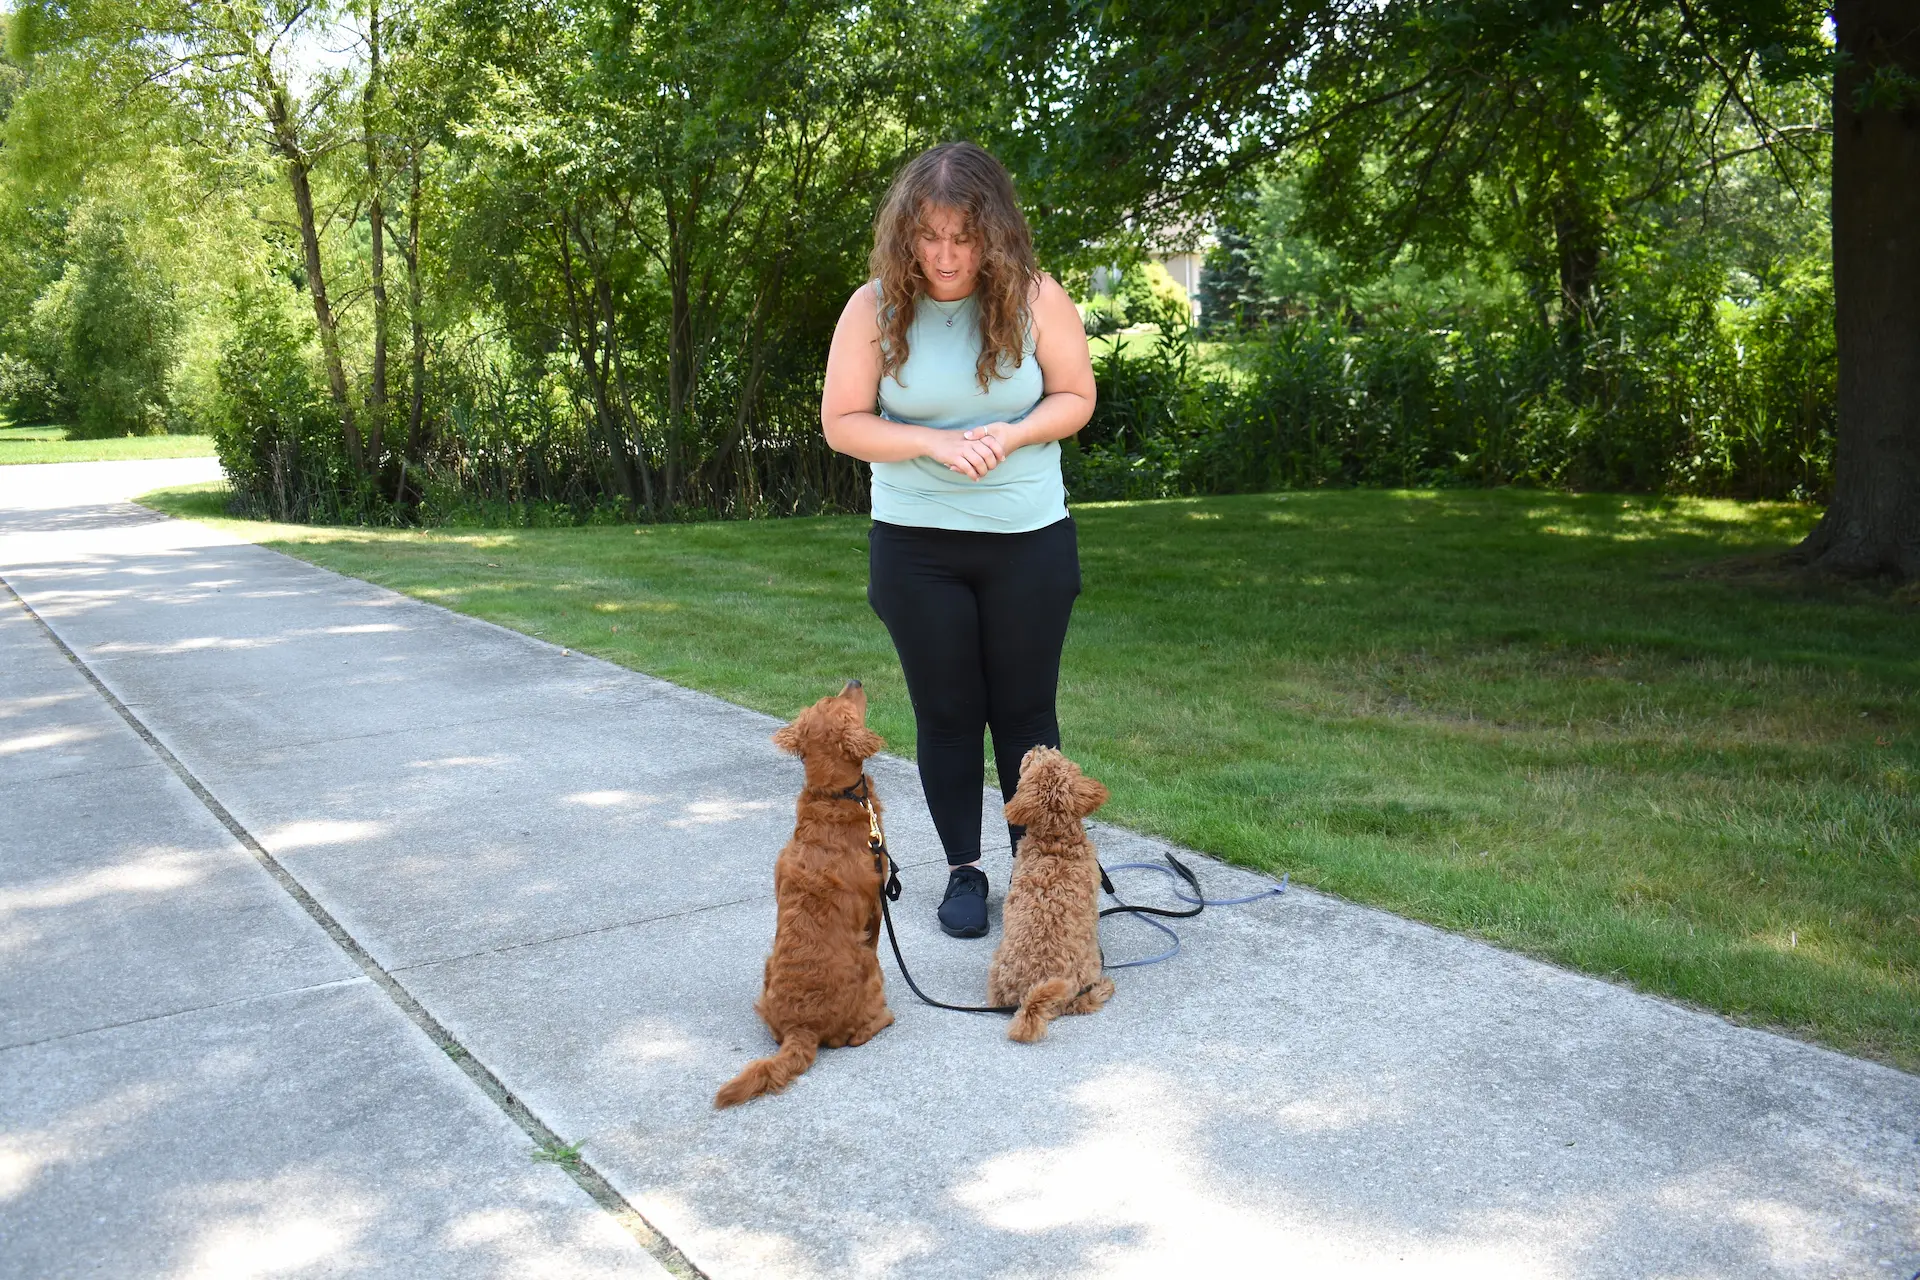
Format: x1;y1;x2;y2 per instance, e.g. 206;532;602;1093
1072;775;1110;818
1005;747;1066;826
1004;787;1043;828
771;721;807;756
845;725;886;761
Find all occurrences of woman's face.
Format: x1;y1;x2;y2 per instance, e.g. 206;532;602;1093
915;204;979;301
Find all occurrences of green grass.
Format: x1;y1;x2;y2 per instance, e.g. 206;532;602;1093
1088;328;1237;374
1088;328;1171;360
141;482;1920;1069
531;1139;585;1168
0;425;217;464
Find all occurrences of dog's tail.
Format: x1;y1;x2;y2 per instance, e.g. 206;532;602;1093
1008;978;1074;1043
714;1031;821;1108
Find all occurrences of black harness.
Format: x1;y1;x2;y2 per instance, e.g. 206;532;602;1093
834;775;1208;1016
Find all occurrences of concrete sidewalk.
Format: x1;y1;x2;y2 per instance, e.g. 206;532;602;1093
0;462;669;1278
2;459;1915;1278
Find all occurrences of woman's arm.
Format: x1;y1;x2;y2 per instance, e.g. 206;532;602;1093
820;285;1004;480
961;274;1096;460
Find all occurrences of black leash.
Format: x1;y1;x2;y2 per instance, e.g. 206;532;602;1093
878;859;1023;1015
842;777;1199;1016
840;777;1021;1014
1098;853;1206;921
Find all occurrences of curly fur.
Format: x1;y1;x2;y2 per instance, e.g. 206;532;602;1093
715;683;893;1107
988;747;1114;1043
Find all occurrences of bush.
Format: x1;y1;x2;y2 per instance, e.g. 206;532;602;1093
34;205;180;438
1080;261;1195;338
209;283;346;520
0;349;64;424
1066;288;1836;504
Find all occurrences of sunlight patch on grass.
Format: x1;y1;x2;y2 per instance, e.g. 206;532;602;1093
1;430;217;464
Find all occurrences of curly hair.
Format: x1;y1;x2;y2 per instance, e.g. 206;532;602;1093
870;142;1040;393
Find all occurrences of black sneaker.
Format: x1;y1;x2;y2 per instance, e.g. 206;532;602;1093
937;865;990;938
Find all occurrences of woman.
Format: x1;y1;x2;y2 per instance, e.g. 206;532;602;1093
820;141;1096;939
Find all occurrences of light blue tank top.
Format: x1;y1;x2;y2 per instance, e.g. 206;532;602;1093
871;284;1066;533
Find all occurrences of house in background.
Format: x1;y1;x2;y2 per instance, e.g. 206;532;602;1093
1154;246;1205;324
1088;226;1216;327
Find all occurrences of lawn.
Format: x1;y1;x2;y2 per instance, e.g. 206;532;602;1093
0;424;217;464
141;483;1920;1068
1088;327;1238;374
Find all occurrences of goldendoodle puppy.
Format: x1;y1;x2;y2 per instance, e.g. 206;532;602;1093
715;681;894;1107
987;746;1115;1042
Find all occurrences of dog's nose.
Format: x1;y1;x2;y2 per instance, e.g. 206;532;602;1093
843;678;863;691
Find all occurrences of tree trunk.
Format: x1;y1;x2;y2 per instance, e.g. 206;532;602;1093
705;252;788;495
262;69;362;473
397;141;428;505
1552;187;1604;350
665;200;692;513
1794;0;1920;578
556;221;642;515
596;270;657;516
363;0;389;467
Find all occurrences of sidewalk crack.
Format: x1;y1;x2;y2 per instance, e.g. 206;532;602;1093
391;893;771;974
0;976;370;1055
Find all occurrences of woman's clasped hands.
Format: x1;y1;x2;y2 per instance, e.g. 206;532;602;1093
931;421;1019;480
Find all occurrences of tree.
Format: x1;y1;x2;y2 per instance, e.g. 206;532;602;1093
18;0;372;468
359;0;390;468
380;7;447;502
988;1;1920;578
1791;0;1920;577
451;0;963;515
1282;2;1830;349
979;0;1334;264
34;202;179;436
992;2;1827;322
1197;208;1277;334
9;0;980;518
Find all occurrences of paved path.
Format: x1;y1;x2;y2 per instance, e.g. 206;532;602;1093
2;459;1916;1279
1;461;671;1278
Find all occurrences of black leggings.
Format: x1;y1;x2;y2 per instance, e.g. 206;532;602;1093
868;517;1080;866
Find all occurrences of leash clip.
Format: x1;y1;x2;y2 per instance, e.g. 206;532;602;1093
851;776;901;901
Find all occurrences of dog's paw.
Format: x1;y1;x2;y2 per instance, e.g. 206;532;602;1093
849;1009;895;1046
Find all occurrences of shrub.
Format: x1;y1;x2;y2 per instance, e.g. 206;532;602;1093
1067;288;1836;504
209;283;345;520
35;205;180;438
0;349;64;424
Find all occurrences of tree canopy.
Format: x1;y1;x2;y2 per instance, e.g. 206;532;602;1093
2;0;1909;574
985;0;1913;575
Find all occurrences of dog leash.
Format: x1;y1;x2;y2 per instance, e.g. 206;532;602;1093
1098;859;1290;968
842;777;1283;1006
841;777;1023;1014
